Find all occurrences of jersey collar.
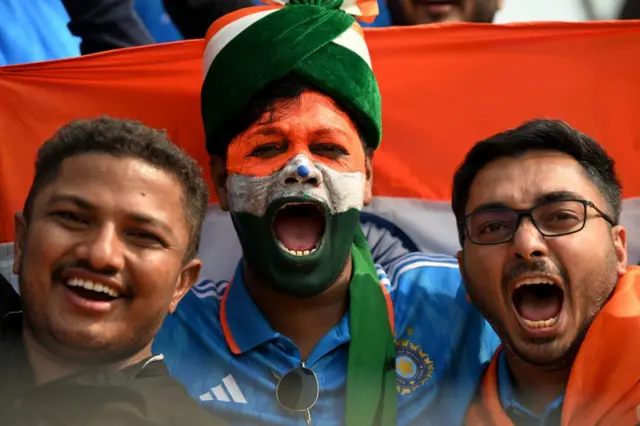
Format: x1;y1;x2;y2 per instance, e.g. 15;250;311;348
220;262;279;354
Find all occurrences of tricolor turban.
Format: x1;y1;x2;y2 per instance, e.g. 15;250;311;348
201;0;382;156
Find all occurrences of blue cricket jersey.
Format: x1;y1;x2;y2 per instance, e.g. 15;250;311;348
153;253;500;425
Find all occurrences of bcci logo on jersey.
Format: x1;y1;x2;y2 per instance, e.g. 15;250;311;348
396;339;434;395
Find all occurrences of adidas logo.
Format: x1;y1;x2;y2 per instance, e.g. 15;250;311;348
199;374;247;404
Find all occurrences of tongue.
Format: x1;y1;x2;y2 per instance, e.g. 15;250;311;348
274;216;323;251
516;288;562;322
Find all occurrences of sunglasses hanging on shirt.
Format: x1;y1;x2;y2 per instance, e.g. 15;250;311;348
272;362;319;426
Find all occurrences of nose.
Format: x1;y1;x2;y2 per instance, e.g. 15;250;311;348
75;224;125;273
281;155;323;187
510;217;548;261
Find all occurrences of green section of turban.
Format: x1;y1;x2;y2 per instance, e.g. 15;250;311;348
201;2;382;156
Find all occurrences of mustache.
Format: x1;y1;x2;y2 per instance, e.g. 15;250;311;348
501;259;569;288
52;260;120;281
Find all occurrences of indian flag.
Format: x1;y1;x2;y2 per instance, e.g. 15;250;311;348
0;20;639;289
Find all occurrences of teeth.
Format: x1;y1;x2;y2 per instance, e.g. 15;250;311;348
514;278;555;288
66;277;120;298
277;241;318;257
522;315;559;328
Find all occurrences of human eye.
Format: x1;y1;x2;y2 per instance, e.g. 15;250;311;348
310;143;349;159
248;143;285;159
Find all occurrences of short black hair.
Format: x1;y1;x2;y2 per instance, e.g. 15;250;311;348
451;118;622;246
23;116;209;261
208;74;373;158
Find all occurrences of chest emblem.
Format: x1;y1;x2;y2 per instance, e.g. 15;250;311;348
396;339;435;395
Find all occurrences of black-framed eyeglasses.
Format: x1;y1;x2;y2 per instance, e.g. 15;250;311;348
272;362;319;426
462;199;617;246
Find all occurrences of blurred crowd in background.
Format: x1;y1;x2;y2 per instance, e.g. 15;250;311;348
1;0;639;67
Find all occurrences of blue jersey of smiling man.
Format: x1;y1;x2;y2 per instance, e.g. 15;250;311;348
153;1;500;424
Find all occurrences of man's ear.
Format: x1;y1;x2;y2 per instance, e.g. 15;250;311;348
611;225;627;276
13;213;27;275
363;150;374;206
209;155;229;211
168;258;203;313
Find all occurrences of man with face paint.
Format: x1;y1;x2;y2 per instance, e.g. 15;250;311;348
154;1;500;425
219;87;379;298
454;119;640;425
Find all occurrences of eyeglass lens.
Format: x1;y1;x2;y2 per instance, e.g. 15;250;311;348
467;200;587;244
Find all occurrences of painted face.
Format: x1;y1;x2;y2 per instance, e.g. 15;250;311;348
459;151;626;367
222;91;372;297
13;154;201;365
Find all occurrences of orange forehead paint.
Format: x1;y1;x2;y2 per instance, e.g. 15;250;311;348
226;91;367;177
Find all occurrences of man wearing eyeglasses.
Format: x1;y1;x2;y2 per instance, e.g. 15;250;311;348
153;0;500;425
452;119;640;425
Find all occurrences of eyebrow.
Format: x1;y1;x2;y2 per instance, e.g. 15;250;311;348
470;190;587;214
251;127;286;138
250;125;352;139
312;128;351;140
129;213;174;235
48;194;174;235
48;194;94;209
536;190;585;204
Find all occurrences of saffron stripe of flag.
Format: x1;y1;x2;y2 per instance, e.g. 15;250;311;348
1;20;639;287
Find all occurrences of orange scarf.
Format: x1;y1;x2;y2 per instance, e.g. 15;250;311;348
466;266;640;426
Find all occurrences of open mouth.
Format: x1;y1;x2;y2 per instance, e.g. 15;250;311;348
65;277;121;303
272;202;326;257
512;279;564;329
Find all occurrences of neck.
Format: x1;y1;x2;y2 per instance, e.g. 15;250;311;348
504;348;571;414
244;257;352;360
22;326;152;386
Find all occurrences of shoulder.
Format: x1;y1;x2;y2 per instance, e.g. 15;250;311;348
93;361;227;426
382;253;467;325
153;280;227;356
386;255;500;422
383;252;463;302
139;363;228;426
0;274;20;317
182;279;229;311
163;279;226;325
383;253;499;359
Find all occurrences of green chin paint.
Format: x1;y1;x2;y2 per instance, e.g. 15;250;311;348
231;197;361;298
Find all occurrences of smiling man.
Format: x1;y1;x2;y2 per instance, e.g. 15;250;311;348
154;1;499;425
0;117;225;426
452;119;640;425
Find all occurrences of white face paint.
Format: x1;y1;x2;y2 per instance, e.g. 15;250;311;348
227;154;366;217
